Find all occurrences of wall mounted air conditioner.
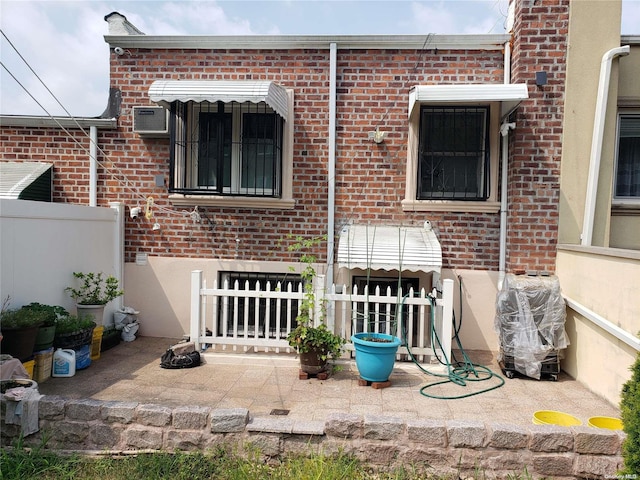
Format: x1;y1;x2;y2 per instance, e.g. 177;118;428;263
132;106;169;136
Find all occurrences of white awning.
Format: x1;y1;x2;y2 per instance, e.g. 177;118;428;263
0;162;52;200
337;224;442;273
409;83;529;119
148;80;289;118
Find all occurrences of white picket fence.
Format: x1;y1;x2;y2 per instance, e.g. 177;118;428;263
189;270;453;364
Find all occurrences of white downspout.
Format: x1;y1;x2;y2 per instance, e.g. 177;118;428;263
498;39;514;288
581;45;629;246
89;125;98;207
326;43;337;285
499;121;515;287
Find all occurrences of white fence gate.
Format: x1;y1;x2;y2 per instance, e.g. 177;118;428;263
190;270;453;364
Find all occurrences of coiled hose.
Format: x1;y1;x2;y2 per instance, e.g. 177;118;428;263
401;277;505;400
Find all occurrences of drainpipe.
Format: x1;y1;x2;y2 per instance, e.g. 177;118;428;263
499;121;515;287
498;39;514;288
326;42;337;285
89;125;98;207
581;45;629;246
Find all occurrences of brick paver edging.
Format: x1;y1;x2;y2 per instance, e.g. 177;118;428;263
1;396;625;478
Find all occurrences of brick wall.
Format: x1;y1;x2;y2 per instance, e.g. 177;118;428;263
110;49;333;263
334;49;505;270
0;127;95;204
0;0;570;273
508;0;569;274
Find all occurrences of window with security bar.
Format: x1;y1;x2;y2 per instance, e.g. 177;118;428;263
169;101;283;197
417;106;489;200
217;272;302;338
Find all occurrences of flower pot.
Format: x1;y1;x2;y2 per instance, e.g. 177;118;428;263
54;325;95;350
34;325;56;352
351;332;401;383
1;326;40;361
299;346;329;375
101;330;121;352
76;304;105;325
0;378;38;394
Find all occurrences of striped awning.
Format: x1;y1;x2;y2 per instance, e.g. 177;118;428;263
0;162;52;201
337;224;442;273
409;83;529;119
148;80;289;118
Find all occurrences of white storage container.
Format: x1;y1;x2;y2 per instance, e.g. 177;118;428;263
52;349;76;377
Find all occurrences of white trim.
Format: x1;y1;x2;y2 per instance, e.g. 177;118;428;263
168;194;295;210
564;295;640;351
105;34;510;51
0;115;117;129
401;199;501;213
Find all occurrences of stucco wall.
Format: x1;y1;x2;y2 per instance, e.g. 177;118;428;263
124;257;500;352
556;245;640;405
558;0;626;248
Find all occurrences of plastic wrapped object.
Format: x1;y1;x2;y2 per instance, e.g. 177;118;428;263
495;274;569;379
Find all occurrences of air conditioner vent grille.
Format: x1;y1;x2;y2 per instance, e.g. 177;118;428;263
133;106;168;136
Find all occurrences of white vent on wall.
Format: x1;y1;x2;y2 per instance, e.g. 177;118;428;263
133;106;169;136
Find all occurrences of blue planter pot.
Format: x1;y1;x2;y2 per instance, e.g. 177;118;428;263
351;332;401;382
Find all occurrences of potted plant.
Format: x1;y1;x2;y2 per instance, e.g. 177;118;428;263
351;332;402;383
21;303;69;352
100;325;121;352
0;297;45;361
65;271;123;325
53;314;96;350
285;236;345;376
351;292;402;384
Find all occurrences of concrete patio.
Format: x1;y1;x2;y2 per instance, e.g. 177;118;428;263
37;336;620;427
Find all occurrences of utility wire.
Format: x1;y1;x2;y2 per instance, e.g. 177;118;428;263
0;29;194;221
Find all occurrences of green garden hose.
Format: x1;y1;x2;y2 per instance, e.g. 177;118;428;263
400;277;505;400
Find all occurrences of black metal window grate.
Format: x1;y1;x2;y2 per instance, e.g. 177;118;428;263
169;101;283;197
417;106;489;200
217;272;302;338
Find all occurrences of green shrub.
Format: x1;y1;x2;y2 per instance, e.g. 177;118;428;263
66;271;123;305
620;343;640;475
20;303;69;327
54;315;96;335
0;308;45;330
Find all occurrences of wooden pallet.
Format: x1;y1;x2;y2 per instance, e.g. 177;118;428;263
298;369;330;380
358;378;391;389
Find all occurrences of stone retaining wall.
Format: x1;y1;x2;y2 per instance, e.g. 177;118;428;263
1;395;625;479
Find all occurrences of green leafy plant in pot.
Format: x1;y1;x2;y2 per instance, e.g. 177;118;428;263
53;314;96;350
285;235;345;375
65;272;123;325
0;296;45;361
21;303;69;352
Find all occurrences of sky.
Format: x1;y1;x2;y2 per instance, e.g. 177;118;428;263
1;0;639;118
